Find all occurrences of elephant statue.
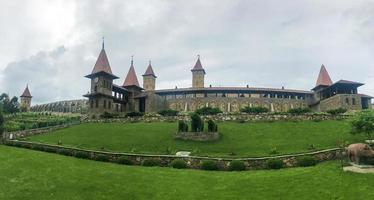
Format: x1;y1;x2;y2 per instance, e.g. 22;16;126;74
346;143;374;164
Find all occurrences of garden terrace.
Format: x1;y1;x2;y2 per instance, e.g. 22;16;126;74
25;120;365;157
1;145;374;200
3;112;80;132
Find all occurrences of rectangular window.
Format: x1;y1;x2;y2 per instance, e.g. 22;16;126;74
345;98;349;105
95;100;99;108
90;100;93;108
108;101;111;109
352;98;356;105
104;100;107;108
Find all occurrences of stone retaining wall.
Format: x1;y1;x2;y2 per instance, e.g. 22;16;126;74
87;113;349;123
4;140;342;170
174;132;220;141
2;122;79;140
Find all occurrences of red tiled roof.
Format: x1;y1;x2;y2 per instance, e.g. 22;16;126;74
91;49;113;75
191;56;205;74
316;64;333;86
21;85;32;97
142;61;157;77
123;61;140;87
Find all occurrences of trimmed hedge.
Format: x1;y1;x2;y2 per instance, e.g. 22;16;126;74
207;119;218;132
287;108;311;115
117;156;133;165
94;154;110;162
158;109;179;116
240;106;269;114
297;156;317;167
229;160;246;171
125;112;144;117
75;151;90;159
178;120;188;132
201;160;219;170
327;108;347;115
195;107;222;115
191;113;204;132
266;159;283;169
170;159;187;169
142;158;161;167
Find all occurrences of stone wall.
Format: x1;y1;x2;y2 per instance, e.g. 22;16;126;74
88;113;349;123
165;97;310;113
320;94;362;111
2;123;78;140
4;140;342;170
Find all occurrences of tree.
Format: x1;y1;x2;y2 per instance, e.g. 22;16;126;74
351;110;374;140
0;93;19;114
0;112;4;139
191;113;204;132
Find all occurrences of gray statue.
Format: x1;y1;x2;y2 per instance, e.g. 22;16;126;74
346;143;374;164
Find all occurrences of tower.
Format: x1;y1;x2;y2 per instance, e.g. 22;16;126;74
142;61;157;91
123;58;143;112
83;40;118;117
20;85;32;111
191;55;206;88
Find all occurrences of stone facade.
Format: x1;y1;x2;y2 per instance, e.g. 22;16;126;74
319;94;362;111
82;45;372;117
31;99;88;113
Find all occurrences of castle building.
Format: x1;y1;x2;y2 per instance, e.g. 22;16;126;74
84;44;372;117
20;85;32;111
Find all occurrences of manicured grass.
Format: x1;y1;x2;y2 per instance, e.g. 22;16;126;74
0;145;374;200
26;120;365;157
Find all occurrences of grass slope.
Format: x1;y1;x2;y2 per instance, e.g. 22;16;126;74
0;145;373;200
27;120;365;157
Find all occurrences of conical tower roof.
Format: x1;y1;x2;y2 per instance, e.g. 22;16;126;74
123;60;140;87
91;48;113;74
21;85;32;98
316;64;333;86
142;61;157;78
191;55;206;74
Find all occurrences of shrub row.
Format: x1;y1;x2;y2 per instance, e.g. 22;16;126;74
240;106;269;114
5;141;319;170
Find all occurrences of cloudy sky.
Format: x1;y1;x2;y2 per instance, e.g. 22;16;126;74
0;0;373;104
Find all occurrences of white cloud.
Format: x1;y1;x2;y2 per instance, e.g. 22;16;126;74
0;0;373;104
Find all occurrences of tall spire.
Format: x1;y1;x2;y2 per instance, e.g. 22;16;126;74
316;64;333;86
21;84;32;98
123;58;140;87
102;36;105;49
142;60;157;78
191;54;205;74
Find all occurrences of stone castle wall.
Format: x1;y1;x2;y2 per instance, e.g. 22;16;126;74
165;97;309;112
320;94;362;111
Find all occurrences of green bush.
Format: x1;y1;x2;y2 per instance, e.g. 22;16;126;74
327;108;347;115
0;112;4;137
240;106;269;114
142;159;161;167
58;149;73;156
117;156;133;165
170;159;187;169
178;120;188;132
75;151;90;159
266;159;283;169
201;160;219;170
95;154;110;162
158;109;179;116
351;110;374;140
207;119;218;132
229;160;246;171
195;107;222;115
191;113;204;132
42;146;57;153
125;112;144;117
100;112;116;119
297;156;317;167
287;107;311;115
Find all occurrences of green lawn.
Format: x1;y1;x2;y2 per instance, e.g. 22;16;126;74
0;145;373;200
26;120;366;157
